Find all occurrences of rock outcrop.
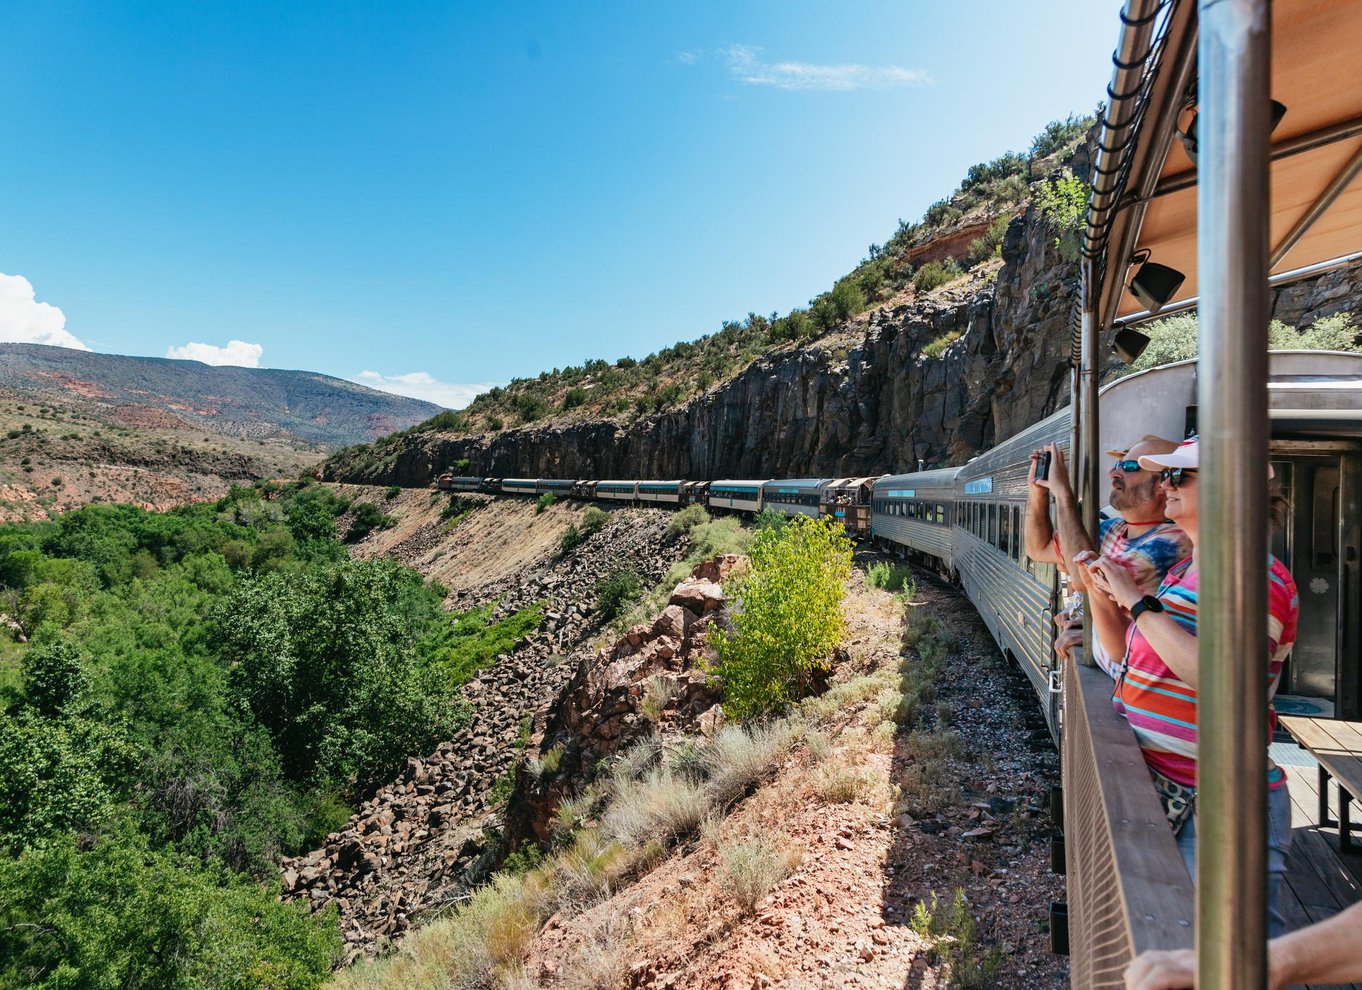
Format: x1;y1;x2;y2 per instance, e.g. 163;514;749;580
504;555;742;853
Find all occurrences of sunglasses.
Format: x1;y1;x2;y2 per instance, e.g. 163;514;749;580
1159;467;1197;488
1112;459;1143;473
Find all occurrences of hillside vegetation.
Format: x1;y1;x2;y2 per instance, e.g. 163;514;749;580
334;114;1096;475
0;482;547;989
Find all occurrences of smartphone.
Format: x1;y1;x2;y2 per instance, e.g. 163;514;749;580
1035;450;1052;482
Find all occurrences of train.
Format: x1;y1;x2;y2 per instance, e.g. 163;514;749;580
430;349;1362;741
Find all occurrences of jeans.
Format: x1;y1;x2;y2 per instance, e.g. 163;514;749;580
1176;784;1293;937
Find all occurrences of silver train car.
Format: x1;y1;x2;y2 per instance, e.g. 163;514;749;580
871;467;963;572
761;479;830;519
872;351;1362;737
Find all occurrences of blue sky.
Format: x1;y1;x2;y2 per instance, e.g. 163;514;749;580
0;2;1119;408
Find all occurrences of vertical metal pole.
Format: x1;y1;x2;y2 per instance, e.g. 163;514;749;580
1078;269;1101;668
1197;1;1271;987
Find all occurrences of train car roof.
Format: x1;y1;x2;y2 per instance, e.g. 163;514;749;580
710;479;772;487
761;478;832;490
873;466;964;491
1086;0;1362;327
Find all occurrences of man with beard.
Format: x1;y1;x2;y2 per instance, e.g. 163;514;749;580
1024;435;1192;677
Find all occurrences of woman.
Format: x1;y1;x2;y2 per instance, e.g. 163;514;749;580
1084;437;1299;935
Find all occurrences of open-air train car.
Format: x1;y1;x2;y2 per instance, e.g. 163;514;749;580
1062;0;1362;984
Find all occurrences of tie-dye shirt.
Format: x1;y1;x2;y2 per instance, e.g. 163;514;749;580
1112;556;1299;789
1089;518;1195;678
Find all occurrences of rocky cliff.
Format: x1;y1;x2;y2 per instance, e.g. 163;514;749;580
325;208;1362;487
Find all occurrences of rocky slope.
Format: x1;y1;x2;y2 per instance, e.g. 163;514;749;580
281;498;693;961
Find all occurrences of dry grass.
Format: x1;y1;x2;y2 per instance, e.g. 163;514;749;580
815;761;874;804
703;721;799;807
716;832;803;912
602;769;708;848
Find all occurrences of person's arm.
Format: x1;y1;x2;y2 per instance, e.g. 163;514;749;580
1024;450;1062;565
1269;900;1362;987
1088;556;1199;687
1044;444;1099;587
1124;901;1362;990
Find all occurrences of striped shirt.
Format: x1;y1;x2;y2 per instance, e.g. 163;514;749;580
1089;518;1194;678
1113;555;1299;789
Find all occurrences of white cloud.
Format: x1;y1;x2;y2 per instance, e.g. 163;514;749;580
166;340;264;367
675;50;699;65
0;273;90;350
354;370;498;410
722;44;931;91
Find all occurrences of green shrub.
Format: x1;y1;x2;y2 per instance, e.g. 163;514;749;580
753;508;788;533
865;560;914;592
964;214;1012;268
430;603;546;689
596;566;642;622
713;516;854;720
562;387;588;410
536;492;556;514
922;330;963;359
667;503;709;538
560;505;610;555
344;501;395;542
383;485;401;500
913;258;963;294
910;889;1004;988
1030;112;1092;160
0;830;341;990
1123;312;1361;376
1035;171;1088;263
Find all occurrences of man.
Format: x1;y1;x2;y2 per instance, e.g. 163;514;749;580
1024;435;1193;677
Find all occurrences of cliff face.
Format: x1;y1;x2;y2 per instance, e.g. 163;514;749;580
325;210;1362;487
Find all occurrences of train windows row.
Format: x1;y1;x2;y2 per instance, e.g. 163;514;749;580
872;499;947;523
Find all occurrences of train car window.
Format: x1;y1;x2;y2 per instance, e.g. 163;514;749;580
1000;508;1011;555
935;503;944;524
1011;506;1022;562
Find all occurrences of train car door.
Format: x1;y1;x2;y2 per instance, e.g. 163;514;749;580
1269;443;1362;719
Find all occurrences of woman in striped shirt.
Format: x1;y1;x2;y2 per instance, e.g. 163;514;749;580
1084;437;1299;936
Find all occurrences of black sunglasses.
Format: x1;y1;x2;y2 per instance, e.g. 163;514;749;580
1159;467;1197;488
1112;459;1143;473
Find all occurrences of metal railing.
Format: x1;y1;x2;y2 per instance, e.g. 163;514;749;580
1063;654;1195;988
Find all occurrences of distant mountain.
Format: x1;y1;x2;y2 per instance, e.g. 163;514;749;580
0;343;444;446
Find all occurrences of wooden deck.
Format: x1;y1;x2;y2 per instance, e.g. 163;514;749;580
1272;733;1362;990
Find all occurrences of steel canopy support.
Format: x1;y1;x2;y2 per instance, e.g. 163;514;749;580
1079;265;1101;669
1196;0;1272;987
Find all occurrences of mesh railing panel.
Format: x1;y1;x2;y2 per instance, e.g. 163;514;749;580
1063;658;1194;989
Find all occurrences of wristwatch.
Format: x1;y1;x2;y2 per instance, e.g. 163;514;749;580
1129;595;1165;622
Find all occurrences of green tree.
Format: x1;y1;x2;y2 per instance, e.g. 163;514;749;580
217;560;452;793
0;829;340;990
714;516;854;720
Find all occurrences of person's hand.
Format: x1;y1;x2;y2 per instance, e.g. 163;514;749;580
1048;443;1071;493
1085;555;1141;609
1053;611;1083;661
1028;448;1048;489
1124;948;1195;989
